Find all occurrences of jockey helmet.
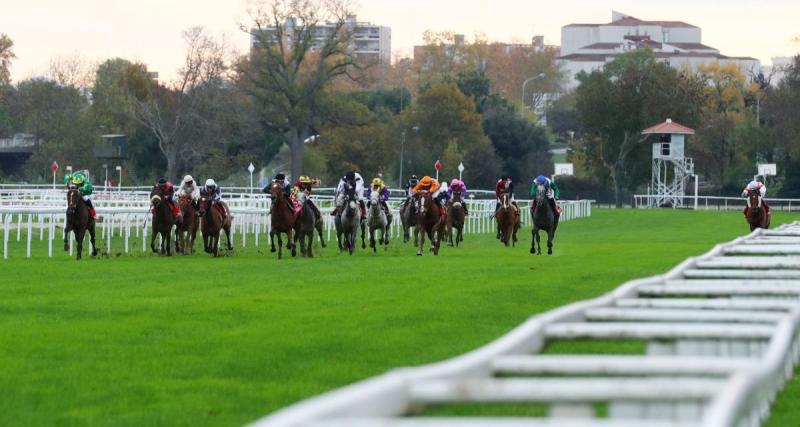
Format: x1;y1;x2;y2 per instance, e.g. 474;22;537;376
410;174;418;180
205;178;216;188
450;179;460;187
299;175;311;184
345;171;355;182
158;178;167;185
72;175;84;185
274;173;285;181
183;175;194;184
756;175;765;183
535;175;547;184
371;177;383;187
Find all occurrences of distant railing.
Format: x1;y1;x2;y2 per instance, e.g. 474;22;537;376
634;194;800;212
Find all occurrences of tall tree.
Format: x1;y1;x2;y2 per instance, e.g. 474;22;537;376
238;0;361;179
0;34;14;87
575;50;704;206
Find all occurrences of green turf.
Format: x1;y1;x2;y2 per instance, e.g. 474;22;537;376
1;209;799;426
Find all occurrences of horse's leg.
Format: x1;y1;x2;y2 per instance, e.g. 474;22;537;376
369;227;375;252
212;232;219;257
277;232;283;259
165;229;172;256
63;223;71;252
88;221;98;256
151;226;159;254
203;231;211;254
76;228;85;260
270;230;276;253
361;219;366;249
547;227;554;255
224;224;233;250
316;220;327;248
536;229;542;255
417;226;425;256
289;229;296;257
530;225;537;254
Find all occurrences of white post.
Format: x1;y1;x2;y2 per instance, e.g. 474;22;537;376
52;169;57;189
26;214;32;258
3;214;8;259
48;214;53;258
694;174;699;210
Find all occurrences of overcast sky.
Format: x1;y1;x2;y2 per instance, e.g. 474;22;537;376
2;0;798;82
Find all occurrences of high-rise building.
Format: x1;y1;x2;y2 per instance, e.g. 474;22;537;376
251;15;391;65
558;11;760;89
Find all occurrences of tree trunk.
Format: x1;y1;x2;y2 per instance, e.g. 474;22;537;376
288;126;309;181
165;150;179;181
609;165;623;208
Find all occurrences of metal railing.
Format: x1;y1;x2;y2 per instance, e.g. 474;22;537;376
634;194;800;211
251;222;800;427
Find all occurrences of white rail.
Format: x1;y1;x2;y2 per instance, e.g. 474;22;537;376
634;194;800;211
251;222;800;427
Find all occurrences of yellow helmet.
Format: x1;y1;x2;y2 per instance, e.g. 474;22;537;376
72;175;84;185
371;178;383;187
299;175;312;183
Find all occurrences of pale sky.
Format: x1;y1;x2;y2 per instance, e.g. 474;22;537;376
2;0;798;83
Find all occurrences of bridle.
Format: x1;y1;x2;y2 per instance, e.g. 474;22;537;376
747;189;762;209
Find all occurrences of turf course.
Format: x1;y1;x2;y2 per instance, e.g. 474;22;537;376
1;209;800;426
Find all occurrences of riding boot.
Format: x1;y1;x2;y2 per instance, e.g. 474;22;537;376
85;198;97;219
548;198;558;216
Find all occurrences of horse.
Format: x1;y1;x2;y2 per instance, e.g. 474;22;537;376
63;188;98;260
198;193;233;257
292;191;317;257
366;190;389;252
745;188;770;231
177;195;199;254
269;180;297;259
335;183;360;255
400;197;418;245
495;192;518;247
149;187;181;256
414;191;445;256
446;191;466;247
530;184;558;255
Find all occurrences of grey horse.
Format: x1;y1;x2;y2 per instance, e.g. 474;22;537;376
530;184;559;255
335;184;360;255
366;190;390;252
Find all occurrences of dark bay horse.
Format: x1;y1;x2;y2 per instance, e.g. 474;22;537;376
293;191;317;257
198;193;233;257
530;184;558;255
495;192;518;247
269;181;296;259
400;198;418;245
177;195;199;254
335;183;360;255
446;191;465;247
64;188;98;260
414;191;445;256
746;188;770;231
150;187;181;256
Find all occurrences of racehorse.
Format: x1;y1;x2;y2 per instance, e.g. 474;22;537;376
269;181;296;259
150;187;181;256
198;192;233;257
495;192;518;247
366;190;389;252
530;184;558;255
335;183;360;255
177;195;199;254
400;198;418;245
745;188;770;231
446;191;466;247
293;191;317;257
64;187;98;260
414;191;445;256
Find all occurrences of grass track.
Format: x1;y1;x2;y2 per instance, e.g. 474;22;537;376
1;209;799;426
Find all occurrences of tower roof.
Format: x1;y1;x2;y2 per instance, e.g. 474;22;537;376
642;118;695;135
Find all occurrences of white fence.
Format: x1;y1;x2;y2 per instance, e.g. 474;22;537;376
0;193;592;259
252;222;800;427
634;194;800;211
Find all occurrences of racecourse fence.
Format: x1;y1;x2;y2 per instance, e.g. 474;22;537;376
252;222;800;427
0;189;592;259
634;194;800;211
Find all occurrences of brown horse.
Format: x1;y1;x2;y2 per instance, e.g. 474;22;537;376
414;191;445;256
495;192;518;247
64;188;98;260
746;188;770;231
269;180;297;259
177;195;199;254
198;193;233;257
149;187;181;256
446;191;466;247
292;191;317;257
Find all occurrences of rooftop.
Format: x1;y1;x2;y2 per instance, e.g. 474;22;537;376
566;14;698;29
642;119;695;135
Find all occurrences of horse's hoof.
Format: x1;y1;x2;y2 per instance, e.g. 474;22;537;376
530;248;535;254
291;249;297;257
270;248;276;253
417;252;422;256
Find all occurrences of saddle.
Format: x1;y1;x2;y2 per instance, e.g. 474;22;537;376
213;202;227;218
290;198;302;220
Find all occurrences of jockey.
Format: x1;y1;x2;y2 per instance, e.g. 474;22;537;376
530;175;561;217
448;178;469;215
63;173;74;189
204;178;222;202
412;175;446;216
742;176;770;217
292;175;322;217
403;174;420;198
495;175;519;212
365;177;392;217
333;171;366;217
265;173;293;214
70;172;96;218
175;175;201;209
155;178;180;219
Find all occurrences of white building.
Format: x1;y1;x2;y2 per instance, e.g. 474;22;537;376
763;56;795;85
558;11;760;89
251;15;391;65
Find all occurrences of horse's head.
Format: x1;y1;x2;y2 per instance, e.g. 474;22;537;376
369;189;381;204
296;191;307;205
198;193;211;216
269;181;284;199
500;192;510;209
747;188;762;209
535;184;547;205
66;188;80;215
415;191;430;215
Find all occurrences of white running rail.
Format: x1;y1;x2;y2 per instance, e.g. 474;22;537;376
251;222;800;427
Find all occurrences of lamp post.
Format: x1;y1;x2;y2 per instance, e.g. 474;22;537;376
399;126;419;186
115;165;122;190
520;73;546;118
248;163;255;193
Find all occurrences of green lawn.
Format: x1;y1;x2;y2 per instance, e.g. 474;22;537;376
1;209;799;426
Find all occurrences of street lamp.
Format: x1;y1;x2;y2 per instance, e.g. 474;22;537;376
399;126;419;186
520;73;546;118
115;165;122;190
